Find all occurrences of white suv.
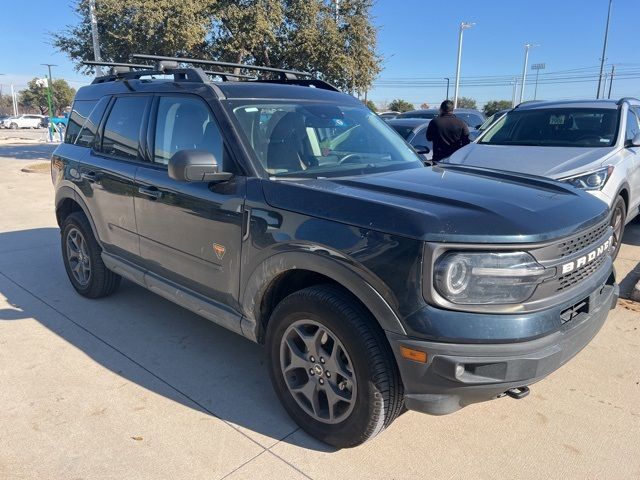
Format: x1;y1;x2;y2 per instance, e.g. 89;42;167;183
1;114;44;129
446;98;640;257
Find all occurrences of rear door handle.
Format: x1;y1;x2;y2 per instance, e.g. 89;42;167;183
138;186;163;200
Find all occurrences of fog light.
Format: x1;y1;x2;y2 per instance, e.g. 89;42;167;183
455;364;465;377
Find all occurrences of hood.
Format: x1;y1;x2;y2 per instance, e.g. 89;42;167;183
261;166;609;244
447;143;617;178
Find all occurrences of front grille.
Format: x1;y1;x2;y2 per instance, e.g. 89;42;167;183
557;221;608;257
556;253;607;292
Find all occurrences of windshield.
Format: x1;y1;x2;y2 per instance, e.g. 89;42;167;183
456;112;484;128
479;107;619;147
228;101;423;178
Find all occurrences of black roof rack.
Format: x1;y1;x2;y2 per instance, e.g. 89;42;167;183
132;54;312;81
204;70;257;81
83;60;209;84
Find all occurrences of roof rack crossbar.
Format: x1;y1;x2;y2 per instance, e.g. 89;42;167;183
204;70;257;81
83;60;154;70
132;54;312;80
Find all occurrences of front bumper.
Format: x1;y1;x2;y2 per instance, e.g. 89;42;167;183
387;271;618;415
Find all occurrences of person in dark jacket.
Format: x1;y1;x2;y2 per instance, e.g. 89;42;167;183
426;100;470;161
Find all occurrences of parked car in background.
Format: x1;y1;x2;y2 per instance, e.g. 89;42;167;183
446;98;640;257
1;114;44;129
469;108;510;140
386;118;432;161
378;111;400;120
397;108;485;128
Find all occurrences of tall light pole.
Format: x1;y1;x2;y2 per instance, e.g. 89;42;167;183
444;77;450;100
89;0;104;75
596;0;613;99
41;64;57;115
453;22;475;109
531;63;546;100
511;77;518;107
519;43;539;104
608;64;615;99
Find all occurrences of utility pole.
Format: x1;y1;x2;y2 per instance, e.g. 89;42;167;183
41;64;57;116
453;22;475;109
519;43;539;104
444;77;450;100
10;84;18;116
608;64;615;99
531;63;545;100
334;0;340;21
511;77;518;107
89;0;104;75
596;0;613;99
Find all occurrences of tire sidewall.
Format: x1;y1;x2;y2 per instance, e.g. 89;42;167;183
611;196;626;259
266;290;386;447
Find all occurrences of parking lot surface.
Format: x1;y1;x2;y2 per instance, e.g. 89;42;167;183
1;143;639;479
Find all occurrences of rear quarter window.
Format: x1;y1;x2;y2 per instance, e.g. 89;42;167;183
74;97;110;148
65;100;98;144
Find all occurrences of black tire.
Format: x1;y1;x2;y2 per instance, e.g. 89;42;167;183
266;285;404;448
9;123;17;129
610;195;626;259
61;211;121;298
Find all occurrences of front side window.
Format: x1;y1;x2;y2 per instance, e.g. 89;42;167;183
479;108;619;147
101;96;148;160
154;96;219;164
228;101;422;178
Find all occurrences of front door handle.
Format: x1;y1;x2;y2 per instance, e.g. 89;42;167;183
138;186;163;200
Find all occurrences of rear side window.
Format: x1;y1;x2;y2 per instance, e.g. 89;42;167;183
101;96;148;160
65;100;96;144
75;97;109;148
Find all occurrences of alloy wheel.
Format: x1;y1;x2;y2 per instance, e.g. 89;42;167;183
279;319;357;424
66;227;91;286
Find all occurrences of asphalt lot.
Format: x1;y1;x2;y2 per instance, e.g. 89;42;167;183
0;142;639;479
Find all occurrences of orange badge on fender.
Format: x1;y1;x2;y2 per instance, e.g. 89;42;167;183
213;243;226;260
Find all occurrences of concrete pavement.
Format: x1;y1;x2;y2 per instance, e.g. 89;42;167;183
1;144;639;479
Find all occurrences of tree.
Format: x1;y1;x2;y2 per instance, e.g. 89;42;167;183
483;100;512;117
53;0;382;93
19;79;76;115
52;0;213;74
420;102;430;109
0;94;13;115
388;99;414;112
456;97;477;109
364;99;377;112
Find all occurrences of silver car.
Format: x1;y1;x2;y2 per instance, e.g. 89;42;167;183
445;98;640;257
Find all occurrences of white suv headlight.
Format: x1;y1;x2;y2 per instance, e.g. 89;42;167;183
561;166;613;191
434;251;552;305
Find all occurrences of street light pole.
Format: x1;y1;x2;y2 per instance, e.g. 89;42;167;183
596;0;613;99
511;77;518;107
453;22;474;109
531;63;546;100
608;64;615;99
519;43;539;104
88;0;104;75
444;77;450;100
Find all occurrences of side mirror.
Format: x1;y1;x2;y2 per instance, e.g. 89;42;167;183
168;149;233;182
630;133;640;148
413;145;430;155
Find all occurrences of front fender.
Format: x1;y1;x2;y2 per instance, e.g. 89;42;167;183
240;250;407;342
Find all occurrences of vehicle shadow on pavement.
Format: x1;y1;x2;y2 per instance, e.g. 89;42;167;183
0;227;335;452
0;144;58;161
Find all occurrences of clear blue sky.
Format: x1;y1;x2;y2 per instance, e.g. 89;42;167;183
1;0;638;108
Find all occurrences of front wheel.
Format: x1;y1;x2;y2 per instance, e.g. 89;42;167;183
266;285;404;448
610;196;626;259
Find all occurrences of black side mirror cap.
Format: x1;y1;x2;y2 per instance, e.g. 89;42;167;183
168;149;233;182
413;145;430;155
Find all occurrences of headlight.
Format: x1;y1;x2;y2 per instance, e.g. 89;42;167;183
434;251;552;305
561;166;613;191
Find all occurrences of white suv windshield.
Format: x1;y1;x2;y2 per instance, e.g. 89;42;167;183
228;102;423;178
479;108;619;147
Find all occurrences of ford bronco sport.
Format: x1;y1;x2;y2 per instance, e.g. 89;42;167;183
51;55;618;448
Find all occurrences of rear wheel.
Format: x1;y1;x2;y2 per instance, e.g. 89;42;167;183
266;285;404;448
61;211;121;298
9;123;17;129
610;195;626;259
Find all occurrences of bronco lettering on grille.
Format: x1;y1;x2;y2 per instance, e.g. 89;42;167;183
560;235;613;275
